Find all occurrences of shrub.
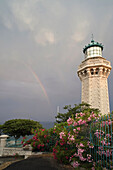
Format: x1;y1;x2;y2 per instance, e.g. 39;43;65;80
22;128;58;152
53;111;100;169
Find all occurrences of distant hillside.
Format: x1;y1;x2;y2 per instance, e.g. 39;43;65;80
40;122;55;129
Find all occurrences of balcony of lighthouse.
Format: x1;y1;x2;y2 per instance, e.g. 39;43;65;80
77;57;111;76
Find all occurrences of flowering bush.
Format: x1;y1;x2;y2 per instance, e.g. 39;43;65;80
22;110;113;169
53;112;100;169
22;128;59;152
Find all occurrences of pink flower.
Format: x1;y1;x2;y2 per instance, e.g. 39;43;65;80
77;127;80;131
80;112;84;116
80;143;84;147
93;162;96;166
60;142;64;146
87;154;91;158
82;120;86;124
76;143;78;147
79;156;86;161
74;121;77;126
59;131;65;139
67;117;74;125
93;114;95;117
92;167;95;170
73;152;78;157
76;113;78;118
89;145;94;148
67;141;71;145
78;119;82;125
73;129;76;133
101;140;106;145
87;141;90;146
70;135;75;141
78;148;84;154
65;156;68;159
72;161;80;168
88;117;91;121
37;145;40;149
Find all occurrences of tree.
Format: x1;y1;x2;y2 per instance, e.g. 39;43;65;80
2;119;43;144
0;124;3;135
55;102;100;123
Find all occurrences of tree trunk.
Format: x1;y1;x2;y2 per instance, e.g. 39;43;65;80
14;136;17;146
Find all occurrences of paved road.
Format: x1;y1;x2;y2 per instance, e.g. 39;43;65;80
4;156;73;170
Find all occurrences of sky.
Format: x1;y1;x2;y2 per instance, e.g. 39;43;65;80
0;0;113;123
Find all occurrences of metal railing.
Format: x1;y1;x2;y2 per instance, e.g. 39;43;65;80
5;138;22;148
90;114;113;170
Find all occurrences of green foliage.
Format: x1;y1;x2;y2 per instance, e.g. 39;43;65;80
54;122;68;134
2;119;42;143
0;124;3;135
55;102;100;123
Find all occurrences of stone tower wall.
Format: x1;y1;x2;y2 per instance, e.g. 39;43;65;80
78;57;111;115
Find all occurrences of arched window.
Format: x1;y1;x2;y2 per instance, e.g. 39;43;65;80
90;69;94;75
96;68;99;74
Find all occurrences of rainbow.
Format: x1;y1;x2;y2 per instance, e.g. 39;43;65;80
24;63;50;105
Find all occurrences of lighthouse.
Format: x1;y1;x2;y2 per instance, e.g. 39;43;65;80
77;38;112;115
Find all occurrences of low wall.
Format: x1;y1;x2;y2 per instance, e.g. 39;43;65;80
2;147;32;157
0;135;32;157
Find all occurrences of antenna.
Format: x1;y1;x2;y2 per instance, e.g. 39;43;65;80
57;106;60;114
56;106;60;122
91;34;94;41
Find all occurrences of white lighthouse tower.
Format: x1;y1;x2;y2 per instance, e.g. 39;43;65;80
77;38;112;115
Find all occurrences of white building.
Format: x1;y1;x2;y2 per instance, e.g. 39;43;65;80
77;39;112;115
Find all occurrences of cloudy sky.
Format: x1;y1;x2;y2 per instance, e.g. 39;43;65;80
0;0;113;122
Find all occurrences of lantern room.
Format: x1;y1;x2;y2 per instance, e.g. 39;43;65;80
83;39;103;59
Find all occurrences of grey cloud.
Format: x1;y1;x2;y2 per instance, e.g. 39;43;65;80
0;0;113;123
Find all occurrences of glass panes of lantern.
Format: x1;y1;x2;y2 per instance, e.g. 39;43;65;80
85;47;102;59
